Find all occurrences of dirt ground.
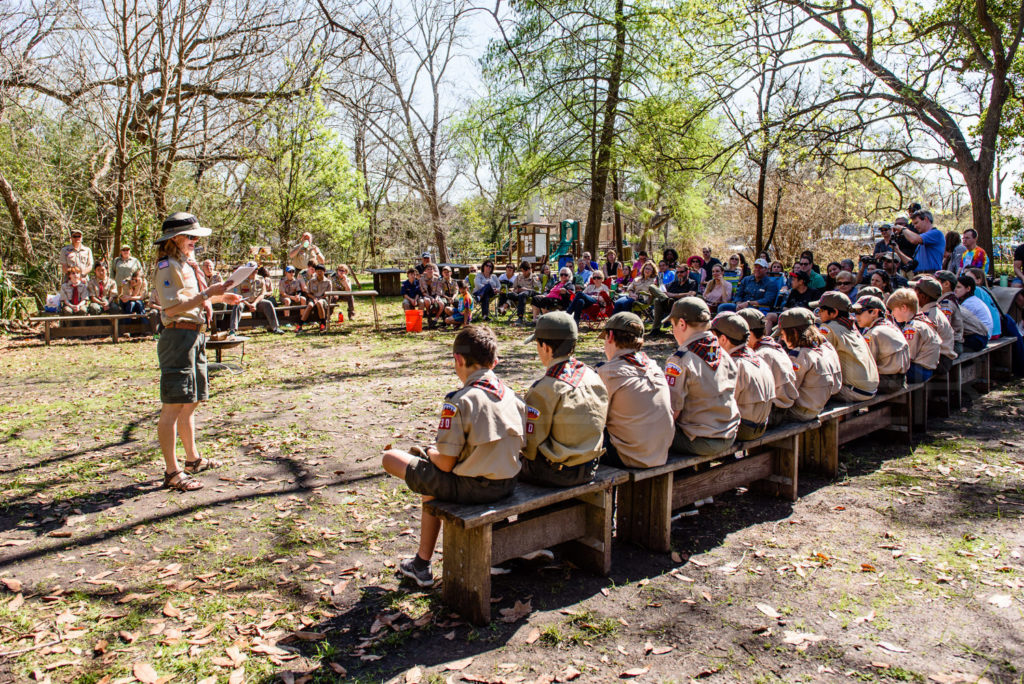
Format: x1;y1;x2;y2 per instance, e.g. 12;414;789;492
0;302;1022;684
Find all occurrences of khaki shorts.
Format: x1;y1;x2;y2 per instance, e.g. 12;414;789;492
405;456;515;504
158;328;208;404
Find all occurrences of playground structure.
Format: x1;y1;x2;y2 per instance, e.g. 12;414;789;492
489;219;583;269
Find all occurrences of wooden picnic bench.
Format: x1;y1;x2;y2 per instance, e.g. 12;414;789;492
614;421;810;553
30;312;158;345
423;466;628;624
211;291;381;332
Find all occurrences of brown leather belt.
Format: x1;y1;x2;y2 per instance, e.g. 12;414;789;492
164;321;207;333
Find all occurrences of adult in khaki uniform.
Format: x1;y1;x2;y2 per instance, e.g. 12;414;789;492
153;212;241;492
87;262;120;314
288;232;325;270
112;246;143;294
778;308;843;422
595;312;673;468
887;287;941;383
935;270;965;355
663;297;740;455
521;312;608;487
302;264;332;331
713;312;774;441
59;229;94;279
914;277;956;372
737;308;798;425
851;296;909;393
382;326;523;588
812;291;879;401
228;270;283;336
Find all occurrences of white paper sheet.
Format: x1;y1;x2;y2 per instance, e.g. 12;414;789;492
224;265;256;288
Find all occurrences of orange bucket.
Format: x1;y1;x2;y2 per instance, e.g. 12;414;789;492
405;309;423;332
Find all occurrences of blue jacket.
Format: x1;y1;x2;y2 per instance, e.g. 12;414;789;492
735;275;780;310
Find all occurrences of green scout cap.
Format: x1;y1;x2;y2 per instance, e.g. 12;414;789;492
661;296;711;326
779;307;816;330
809;291;851;312
851;295;886;313
524;311;578;344
857;286;884;300
913;277;941;300
934;270;957;288
602;311;644;337
736;308;766;336
711;312;749;341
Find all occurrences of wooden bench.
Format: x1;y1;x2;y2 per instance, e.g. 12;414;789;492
614;421;810;553
326;290;381;332
423;466;628;624
30;313;158;345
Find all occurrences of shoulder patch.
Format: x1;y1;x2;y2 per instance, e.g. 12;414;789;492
438;401;458;431
819;326;830;336
157;259;170;270
526;405;540;420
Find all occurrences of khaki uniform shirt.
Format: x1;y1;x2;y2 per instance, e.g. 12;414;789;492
88;276;117;303
440;278;458;297
901;316;941;370
60;244;94;277
786;341;843;416
863;319;910;375
822;319;879;393
524;356;608;467
627;275;658;300
753;337;798;409
155;256;204;325
730;346;775;427
664;332;740;441
595;349;673;468
236;276;262;303
280;278;302;298
434;369;523;479
290;244;323;270
307;277;331;300
419;276;444;298
331;273;352;292
513;273;539;292
922;301;956;359
298;270;317;292
938;293;964;343
59;281;89;307
111;255;142;291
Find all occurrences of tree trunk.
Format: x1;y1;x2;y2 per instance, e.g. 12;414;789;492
964;170;994;269
428;194;449;262
754;145;768;256
612;168;623;257
0;169;34;264
583;0;626;258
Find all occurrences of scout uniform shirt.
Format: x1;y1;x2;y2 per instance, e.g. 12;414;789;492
921;301;956;360
60;280;88;307
901;315;941;370
595;349;673;468
524;356;608;468
307;276;331;301
419;274;444;298
88;275;117;304
156;256;204;326
290;244;323;270
786;340;843;418
664;332;740;441
440;277;458;298
435;368;523;480
753;336;798;409
111;255;142;293
822;317;879;394
236;276;262;303
938;293;965;343
729;346;776;428
59;244;93;276
280;277;302;298
862;318;910;375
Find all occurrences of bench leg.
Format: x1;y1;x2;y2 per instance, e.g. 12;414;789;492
441;523;492;625
801;419;838;478
616;475;672;553
43;321;51;345
112;318;119;343
564;488;614;574
753;436;799;501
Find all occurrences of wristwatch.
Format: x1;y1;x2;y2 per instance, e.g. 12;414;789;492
201;290;210;301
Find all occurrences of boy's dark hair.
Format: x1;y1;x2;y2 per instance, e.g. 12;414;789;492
536;337;576;358
963;228;978;239
956;274;976;294
257;266;269;277
820;306;837;315
607;329;643;351
792;270;811;284
907;202;922;214
407;267;418;276
307;259;316;267
453;325;498;367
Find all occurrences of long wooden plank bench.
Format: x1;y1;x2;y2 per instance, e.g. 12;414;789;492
614;421;812;553
423;466;629;624
30;312;158;345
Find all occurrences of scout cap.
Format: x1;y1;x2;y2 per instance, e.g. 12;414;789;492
524;311;578;344
70;228;83;237
851;296;886;313
858;286;884;300
661;296;711;326
779;307;816;330
935;270;957;288
736;307;765;333
809;291;851;312
913;277;941;300
153;212;211;243
711;312;749;341
602;311;644;337
754;258;770;268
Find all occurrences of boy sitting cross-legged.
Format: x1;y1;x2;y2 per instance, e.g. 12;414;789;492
382;325;524;588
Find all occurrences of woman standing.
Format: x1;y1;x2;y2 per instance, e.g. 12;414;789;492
154;213;240;492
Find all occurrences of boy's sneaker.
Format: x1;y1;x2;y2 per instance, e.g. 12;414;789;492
319;323;327;332
398;557;434;588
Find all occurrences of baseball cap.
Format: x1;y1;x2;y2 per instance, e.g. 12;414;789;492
524;311;579;344
70;229;83;237
736;307;765;332
711;312;749;341
914;277;941;300
809;291;851;312
754;258;770;268
779;307;816;329
602;311;644;337
851;295;886;313
935;270;957;288
284;265;296;273
878;252;896;262
661;296;711;326
120;244;130;251
421;252;431;259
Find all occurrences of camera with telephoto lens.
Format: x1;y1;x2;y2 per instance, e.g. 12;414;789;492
859;255;876;266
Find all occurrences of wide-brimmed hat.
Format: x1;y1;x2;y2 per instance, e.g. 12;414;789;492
153;213;212;244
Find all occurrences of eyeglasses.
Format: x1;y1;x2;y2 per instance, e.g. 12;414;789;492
798;261;810;267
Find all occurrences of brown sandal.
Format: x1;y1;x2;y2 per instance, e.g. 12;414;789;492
184;456;220;474
164;470;203;491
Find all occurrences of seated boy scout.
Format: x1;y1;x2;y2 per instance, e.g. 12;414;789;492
521;312;608;487
381;326;523;588
712;312;775;441
736;308;798;425
934;270;965;355
913;277;956;373
594;312;673;468
663;297;740;455
812;291;879;402
87;262;120;314
303;264;332;332
851;296;909;393
778;308;843;422
887;287;942;384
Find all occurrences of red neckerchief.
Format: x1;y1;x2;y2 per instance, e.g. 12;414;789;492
471;373;506;399
187;258;213;324
71;284;80;306
687;332;722;370
546;357;587;387
621;351;649;368
834;313;855;331
730;344;761;366
914;312;937;330
754;336;782;351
